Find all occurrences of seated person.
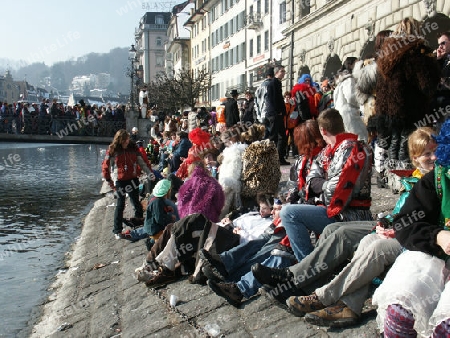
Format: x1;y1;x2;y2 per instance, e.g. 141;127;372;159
126;179;178;242
285;127;437;328
167;131;192;173
200;195;281;284
279;108;372;262
372;121;450;338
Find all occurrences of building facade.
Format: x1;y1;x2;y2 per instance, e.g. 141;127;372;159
135;12;172;84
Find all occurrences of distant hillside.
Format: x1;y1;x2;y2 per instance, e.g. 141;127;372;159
1;47;130;95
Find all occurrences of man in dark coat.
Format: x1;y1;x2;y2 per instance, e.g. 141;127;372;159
224;90;240;127
265;65;290;165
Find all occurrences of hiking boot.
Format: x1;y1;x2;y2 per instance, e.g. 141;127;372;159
202;262;227;282
304;301;359;328
145;267;178;288
200;249;228;281
251;263;295;289
286;293;325;317
259;286;305;310
207;280;243;307
134;264;159;283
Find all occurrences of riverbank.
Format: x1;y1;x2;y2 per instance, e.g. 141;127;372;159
30;175;397;337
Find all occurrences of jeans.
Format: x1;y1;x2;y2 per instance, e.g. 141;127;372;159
113;178;143;234
129;227;149;241
237;255;295;298
280;204;336;261
221;229;286;282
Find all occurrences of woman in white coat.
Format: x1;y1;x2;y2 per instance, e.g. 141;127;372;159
333;57;368;143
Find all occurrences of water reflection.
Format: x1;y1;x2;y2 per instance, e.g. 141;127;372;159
0;143;104;337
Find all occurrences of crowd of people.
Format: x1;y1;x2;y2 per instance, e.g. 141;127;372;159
101;18;450;337
0;98;127;136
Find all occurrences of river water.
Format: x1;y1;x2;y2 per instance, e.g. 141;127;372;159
0;143;105;338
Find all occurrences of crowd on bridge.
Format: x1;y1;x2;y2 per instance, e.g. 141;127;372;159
99;17;450;338
0;98;127;137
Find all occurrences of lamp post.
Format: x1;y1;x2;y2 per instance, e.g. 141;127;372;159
128;44;137;112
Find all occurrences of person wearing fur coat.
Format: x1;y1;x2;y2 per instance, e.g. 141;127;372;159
375;18;440;172
333;57;369;143
353;30;392;189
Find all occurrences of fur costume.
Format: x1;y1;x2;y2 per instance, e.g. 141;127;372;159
353;58;378;125
241;139;281;198
218;142;248;218
376;37;440;164
177;166;225;223
333;71;369;142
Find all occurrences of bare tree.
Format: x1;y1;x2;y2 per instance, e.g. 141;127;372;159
147;69;211;113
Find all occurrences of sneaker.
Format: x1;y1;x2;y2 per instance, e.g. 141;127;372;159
286;293;325;317
207;280;243;307
115;233;125;240
251;263;295;289
145;267;178;288
134;264;159;283
304;301;359;328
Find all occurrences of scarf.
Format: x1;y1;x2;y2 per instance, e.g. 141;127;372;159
435;165;450;230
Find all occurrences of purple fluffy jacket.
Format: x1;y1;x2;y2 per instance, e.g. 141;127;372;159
177;166;225;222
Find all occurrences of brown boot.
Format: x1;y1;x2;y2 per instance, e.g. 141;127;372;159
304;301;359;328
286;292;325;317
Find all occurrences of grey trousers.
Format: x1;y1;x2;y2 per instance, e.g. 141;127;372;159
289;221;376;294
315;233;402;315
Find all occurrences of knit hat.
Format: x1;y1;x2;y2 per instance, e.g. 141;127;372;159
152;179;171;197
177;166;225;222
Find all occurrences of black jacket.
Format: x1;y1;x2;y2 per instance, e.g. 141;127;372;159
265;78;284;117
394;170;445;259
224;98;240;127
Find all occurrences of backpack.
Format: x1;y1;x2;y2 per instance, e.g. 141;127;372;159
294;90;311;121
255;80;269;122
287;110;300;129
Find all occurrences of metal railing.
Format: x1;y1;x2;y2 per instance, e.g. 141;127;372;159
0;114;126;138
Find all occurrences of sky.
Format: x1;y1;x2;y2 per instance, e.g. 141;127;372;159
2;0;178;67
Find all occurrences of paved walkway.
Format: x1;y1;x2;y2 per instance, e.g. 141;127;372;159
30;170;396;338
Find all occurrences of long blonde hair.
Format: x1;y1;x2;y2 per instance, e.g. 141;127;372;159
108;129;129;156
392;17;424;39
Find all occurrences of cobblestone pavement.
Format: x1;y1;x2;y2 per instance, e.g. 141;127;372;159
30;166;398;338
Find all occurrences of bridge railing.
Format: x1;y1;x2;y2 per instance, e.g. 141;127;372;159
0;114;126;138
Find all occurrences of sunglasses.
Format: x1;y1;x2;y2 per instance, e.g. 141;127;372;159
439;41;448;46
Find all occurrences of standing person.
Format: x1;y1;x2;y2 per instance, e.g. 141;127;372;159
376;18;440;175
102;129;156;239
138;86;148;119
284;91;298;158
224;90;240;127
255;67;274;124
434;31;450;130
333;57;368;142
130;127;139;143
290;74;315;122
317;79;334;113
241;90;256;124
265;65;290;165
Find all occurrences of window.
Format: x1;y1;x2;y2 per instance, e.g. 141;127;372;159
279;1;286;24
156;55;164;66
256;35;261;55
249;39;254;57
155;15;164;25
264;30;269;51
265;0;269;14
249;5;253;15
256;0;261;14
156;37;162;46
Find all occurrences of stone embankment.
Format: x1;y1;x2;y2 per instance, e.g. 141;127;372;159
30;169;396;338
